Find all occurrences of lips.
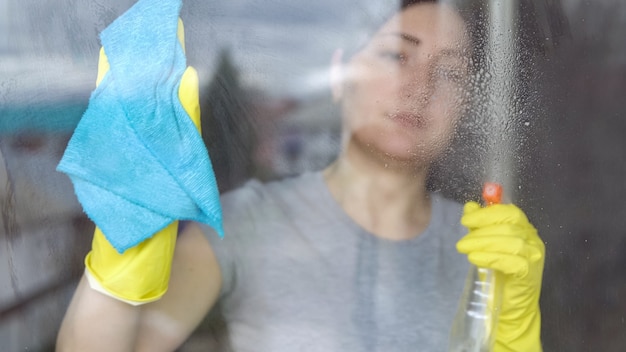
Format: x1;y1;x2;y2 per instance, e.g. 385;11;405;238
388;112;426;128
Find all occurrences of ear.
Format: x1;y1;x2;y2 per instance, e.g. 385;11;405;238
330;48;344;102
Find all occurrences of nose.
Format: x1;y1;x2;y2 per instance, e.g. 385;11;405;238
399;65;434;107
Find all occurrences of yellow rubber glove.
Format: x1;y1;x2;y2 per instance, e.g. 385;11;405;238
84;19;202;305
457;202;545;352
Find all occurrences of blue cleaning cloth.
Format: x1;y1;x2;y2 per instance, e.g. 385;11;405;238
57;0;223;253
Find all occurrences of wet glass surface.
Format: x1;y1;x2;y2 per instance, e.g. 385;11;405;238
1;0;626;350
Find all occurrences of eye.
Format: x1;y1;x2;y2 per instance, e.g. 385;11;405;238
379;50;407;64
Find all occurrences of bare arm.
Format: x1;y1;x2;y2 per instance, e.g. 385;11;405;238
56;222;222;352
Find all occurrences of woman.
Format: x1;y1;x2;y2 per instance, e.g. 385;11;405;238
57;1;544;351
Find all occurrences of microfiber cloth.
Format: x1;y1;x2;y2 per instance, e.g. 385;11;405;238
57;0;223;253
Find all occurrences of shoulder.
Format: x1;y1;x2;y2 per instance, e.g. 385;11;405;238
220;172;318;200
199;173;322;297
200;172;322;243
430;192;466;240
432;193;464;219
219;172;320;218
428;193;469;279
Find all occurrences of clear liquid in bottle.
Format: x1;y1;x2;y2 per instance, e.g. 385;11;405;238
448;183;504;352
448;266;501;352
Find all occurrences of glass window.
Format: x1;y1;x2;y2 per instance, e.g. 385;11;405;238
1;0;625;351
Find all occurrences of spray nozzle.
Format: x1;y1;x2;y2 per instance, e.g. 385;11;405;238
482;182;503;205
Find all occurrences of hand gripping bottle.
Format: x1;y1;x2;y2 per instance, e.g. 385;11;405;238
448;183;504;352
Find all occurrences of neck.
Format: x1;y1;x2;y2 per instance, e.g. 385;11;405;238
323;145;432;241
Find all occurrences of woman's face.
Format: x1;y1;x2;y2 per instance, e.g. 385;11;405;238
335;3;471;166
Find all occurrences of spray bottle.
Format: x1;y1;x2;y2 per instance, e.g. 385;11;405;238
447;183;504;352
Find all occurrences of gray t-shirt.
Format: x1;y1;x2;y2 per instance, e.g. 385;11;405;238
202;171;470;352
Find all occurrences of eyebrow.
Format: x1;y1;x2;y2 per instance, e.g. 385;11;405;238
400;33;421;46
382;32;468;59
378;32;421;46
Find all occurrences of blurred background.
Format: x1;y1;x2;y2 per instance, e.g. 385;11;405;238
1;0;625;351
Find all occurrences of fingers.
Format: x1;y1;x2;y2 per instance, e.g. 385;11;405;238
178;66;201;132
462;203;531;229
462;223;533;240
96;47;111;87
175;19;200;133
177;18;186;53
458;201;544;279
463;201;481;215
466;252;531;278
457;234;544;263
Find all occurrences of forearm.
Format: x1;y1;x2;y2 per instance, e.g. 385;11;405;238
57;224;221;352
56;275;141;352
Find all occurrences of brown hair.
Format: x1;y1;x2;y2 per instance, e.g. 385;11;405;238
340;0;481;62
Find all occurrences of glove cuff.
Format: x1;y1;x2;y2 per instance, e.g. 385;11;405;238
84;222;178;305
84;268;155;306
